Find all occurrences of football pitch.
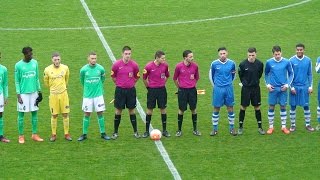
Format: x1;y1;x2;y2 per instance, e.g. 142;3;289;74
1;0;320;179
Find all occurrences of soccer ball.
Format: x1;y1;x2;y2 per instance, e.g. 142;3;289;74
150;129;162;140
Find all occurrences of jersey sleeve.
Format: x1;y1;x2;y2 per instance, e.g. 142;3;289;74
65;66;70;86
3;67;8;98
80;67;85;86
14;63;21;94
142;64;149;80
101;66;106;83
35;61;41;91
43;67;49;87
264;61;270;86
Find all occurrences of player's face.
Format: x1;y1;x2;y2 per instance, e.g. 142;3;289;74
296;47;304;58
273;51;282;60
24;51;33;62
219;50;228;62
184;53;194;64
52;56;61;67
247;52;256;62
157;55;166;64
122;50;131;63
88;54;97;65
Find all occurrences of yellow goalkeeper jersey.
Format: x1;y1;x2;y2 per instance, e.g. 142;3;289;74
43;64;69;94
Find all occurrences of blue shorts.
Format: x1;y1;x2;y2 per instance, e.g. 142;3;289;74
212;85;234;107
268;86;287;106
289;85;309;107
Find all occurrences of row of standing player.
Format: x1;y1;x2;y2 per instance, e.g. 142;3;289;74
0;44;319;143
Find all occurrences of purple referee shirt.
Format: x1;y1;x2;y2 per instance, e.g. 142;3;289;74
111;59;140;88
173;61;199;88
143;61;170;88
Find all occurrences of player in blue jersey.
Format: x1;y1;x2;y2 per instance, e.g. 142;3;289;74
209;47;237;136
289;43;314;132
264;45;294;135
315;56;320;131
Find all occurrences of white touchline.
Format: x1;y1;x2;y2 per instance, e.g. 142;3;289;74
1;0;311;31
79;0;182;179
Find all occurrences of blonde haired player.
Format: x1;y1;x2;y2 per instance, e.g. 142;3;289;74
44;52;72;141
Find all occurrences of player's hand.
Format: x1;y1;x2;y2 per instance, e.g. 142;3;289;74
34;92;43;107
4;98;8;105
17;94;23;104
290;89;296;95
308;87;313;94
267;85;274;92
281;86;287;92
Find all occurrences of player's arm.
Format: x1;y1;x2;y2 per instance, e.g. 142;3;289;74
14;63;21;95
65;66;70;86
134;64;140;82
142;67;149;88
101;67;106;83
3;67;8;104
308;60;313;93
165;64;170;82
231;62;236;81
315;57;320;73
195;65;200;83
35;61;41;92
80;68;85;86
258;62;264;79
173;66;180;88
209;62;214;87
43;68;49;87
287;61;294;88
111;64;117;84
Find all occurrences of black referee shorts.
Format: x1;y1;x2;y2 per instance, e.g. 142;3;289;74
241;86;261;107
147;87;167;109
114;86;137;109
178;87;197;111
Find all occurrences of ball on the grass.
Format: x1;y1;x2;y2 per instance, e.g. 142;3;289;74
150;129;162;140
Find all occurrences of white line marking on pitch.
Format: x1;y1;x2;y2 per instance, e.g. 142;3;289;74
80;0;182;179
1;0;311;31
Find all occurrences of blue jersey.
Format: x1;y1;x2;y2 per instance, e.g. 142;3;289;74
209;59;236;87
315;57;320;73
264;57;294;87
289;55;312;87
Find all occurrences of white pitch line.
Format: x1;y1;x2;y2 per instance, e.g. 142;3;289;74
1;0;311;31
79;0;182;180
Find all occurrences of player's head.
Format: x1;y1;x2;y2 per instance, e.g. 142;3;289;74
272;45;282;60
218;47;228;62
295;43;305;58
51;52;61;68
155;50;166;64
88;51;97;66
247;47;257;62
122;46;132;63
22;46;33;62
183;50;193;65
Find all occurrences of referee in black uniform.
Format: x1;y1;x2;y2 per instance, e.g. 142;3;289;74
238;47;265;135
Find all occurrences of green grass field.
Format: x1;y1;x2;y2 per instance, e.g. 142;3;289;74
1;0;320;179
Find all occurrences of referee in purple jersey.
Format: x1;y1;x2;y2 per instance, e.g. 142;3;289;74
238;47;265;135
142;51;170;138
173;50;201;137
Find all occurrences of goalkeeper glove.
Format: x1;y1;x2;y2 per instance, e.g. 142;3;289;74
35;92;43;107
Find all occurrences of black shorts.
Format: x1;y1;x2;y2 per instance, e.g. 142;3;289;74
241;86;261;107
178;87;197;111
114;87;137;109
147;87;167;109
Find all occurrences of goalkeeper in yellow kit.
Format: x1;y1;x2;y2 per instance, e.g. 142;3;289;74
43;52;72;141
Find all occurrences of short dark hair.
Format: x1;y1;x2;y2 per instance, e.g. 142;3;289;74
122;46;131;52
88;51;97;56
155;50;165;59
182;50;192;58
22;46;33;55
248;47;257;53
296;43;305;49
52;52;60;58
217;47;227;52
272;45;281;53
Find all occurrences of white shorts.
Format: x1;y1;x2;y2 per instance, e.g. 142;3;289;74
17;92;39;112
82;95;105;112
0;94;5;112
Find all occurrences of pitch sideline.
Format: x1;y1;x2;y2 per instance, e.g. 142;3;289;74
80;0;182;179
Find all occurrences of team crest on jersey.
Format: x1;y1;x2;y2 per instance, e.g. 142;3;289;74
161;73;166;79
190;74;194;80
143;69;147;74
128;72;133;77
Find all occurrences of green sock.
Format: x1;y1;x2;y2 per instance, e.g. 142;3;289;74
83;116;90;134
31;111;38;134
18;112;24;135
0;116;3;135
98;115;106;134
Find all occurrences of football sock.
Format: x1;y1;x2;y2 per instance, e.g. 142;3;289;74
130;114;137;132
280;108;287;128
98;115;106;133
63;116;70;135
239;109;245;128
212;112;219;130
317;106;320;124
228;112;235;130
0;116;3;135
192;113;197;131
146;114;151;132
51;116;57;135
161;114;167;131
18;112;24;135
290;105;296;127
114;114;121;133
304;106;311;126
255;110;262;128
31;111;38;134
82;116;90;134
268;109;274;128
177;114;183;131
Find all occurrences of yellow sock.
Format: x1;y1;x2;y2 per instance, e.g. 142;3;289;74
51;117;57;135
63;117;70;134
